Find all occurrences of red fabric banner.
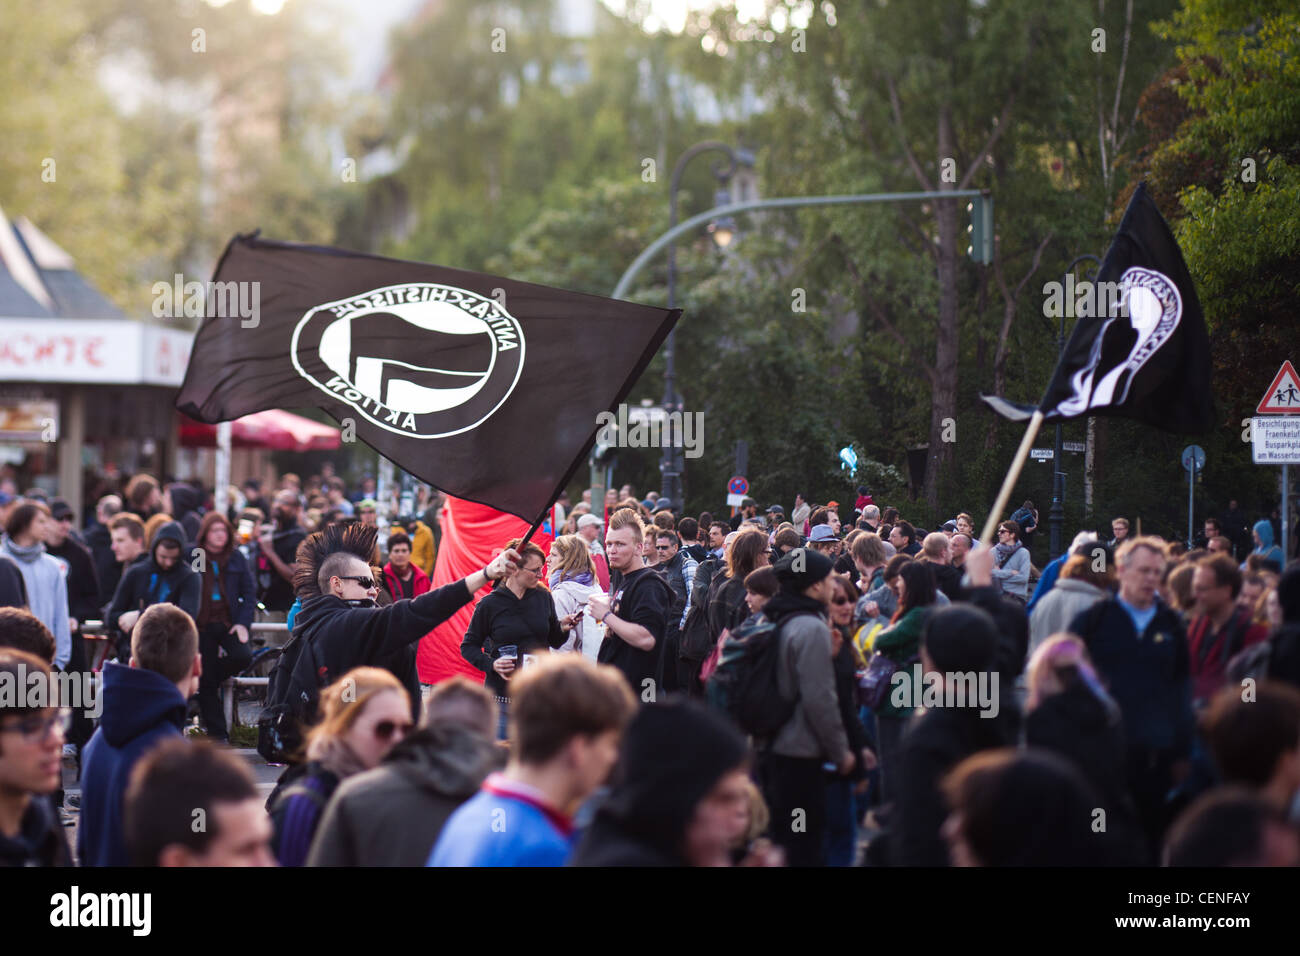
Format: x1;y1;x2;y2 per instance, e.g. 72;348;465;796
417;496;554;685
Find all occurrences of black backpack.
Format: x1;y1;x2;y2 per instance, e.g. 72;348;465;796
705;612;799;739
257;629;326;763
679;559;722;661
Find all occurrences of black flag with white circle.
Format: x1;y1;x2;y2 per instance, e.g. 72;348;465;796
177;233;679;522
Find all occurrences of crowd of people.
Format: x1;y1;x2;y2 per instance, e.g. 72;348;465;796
1;469;1298;868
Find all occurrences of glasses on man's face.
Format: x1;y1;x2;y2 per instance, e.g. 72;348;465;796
519;564;543;576
0;708;70;744
831;596;851;605
655;544;672;551
373;719;413;741
338;575;375;589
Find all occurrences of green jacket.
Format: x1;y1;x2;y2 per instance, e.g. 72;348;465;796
872;606;928;717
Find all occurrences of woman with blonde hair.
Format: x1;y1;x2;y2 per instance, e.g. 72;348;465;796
269;667;412;866
547;534;603;661
461;538;579;737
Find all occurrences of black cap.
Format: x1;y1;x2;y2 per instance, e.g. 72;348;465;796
766;504;784;514
50;498;74;521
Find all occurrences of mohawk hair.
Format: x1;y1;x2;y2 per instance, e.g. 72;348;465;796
294;521;378;598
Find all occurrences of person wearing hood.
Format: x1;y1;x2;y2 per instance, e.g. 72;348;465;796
759;547;853;868
0;649;71;867
105;519;201;662
163;482;204;547
78;604;201;866
1;501;71;670
291;522;522;724
570;698;753;867
306;677;502;867
1244;519;1284;573
192;512;258;742
546;535;604;662
891;604;1018;866
269;668;412;867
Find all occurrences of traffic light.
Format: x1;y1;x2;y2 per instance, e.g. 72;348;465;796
967;192;993;265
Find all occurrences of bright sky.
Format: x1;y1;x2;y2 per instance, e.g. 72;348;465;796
600;0;815;34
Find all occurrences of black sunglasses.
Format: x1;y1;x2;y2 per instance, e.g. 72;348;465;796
338;575;376;589
373;719;413;740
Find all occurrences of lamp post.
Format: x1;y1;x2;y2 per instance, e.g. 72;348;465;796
662;142;752;506
1048;253;1101;559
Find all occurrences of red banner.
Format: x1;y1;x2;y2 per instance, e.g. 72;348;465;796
417;496;554;685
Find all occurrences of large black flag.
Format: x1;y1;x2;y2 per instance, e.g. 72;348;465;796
981;183;1214;432
176;234;679;523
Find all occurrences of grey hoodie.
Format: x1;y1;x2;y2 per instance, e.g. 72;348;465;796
1028;577;1107;656
305;721;500;867
1;537;70;668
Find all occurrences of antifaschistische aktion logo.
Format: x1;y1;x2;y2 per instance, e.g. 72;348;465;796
291;282;525;439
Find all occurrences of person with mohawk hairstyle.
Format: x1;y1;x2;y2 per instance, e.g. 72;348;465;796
291;522;521;721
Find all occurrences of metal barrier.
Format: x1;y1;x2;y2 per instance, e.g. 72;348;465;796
77;619;290;734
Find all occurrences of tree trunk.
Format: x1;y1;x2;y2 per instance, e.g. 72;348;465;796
926;107;961;513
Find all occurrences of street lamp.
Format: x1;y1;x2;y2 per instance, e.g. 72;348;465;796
663;141;753;507
1046;252;1101;559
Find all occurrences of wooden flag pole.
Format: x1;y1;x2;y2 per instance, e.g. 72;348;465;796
979;410;1045;545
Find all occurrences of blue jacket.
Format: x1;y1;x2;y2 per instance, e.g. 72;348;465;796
1068;597;1193;757
78;662;188;866
428;775;575;867
1246;519;1284;570
1025;554;1066;614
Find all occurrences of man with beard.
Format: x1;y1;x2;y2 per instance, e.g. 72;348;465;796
257;490;306;619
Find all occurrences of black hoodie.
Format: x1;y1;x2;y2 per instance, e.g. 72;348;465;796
166;483;203;546
569;700;749;867
291;580;476;722
105;521;201;643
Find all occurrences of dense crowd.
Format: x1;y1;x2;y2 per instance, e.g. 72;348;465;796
1;470;1298;868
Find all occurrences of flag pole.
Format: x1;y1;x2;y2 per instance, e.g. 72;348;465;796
979;410;1045;545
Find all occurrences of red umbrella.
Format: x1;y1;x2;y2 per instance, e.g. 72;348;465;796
178;409;341;451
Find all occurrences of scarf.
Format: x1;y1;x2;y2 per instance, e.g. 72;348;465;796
1;538;44;563
994;540;1022;567
549;569;595;589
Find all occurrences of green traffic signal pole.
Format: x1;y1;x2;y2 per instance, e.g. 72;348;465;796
598;189;988;508
613;189;987;300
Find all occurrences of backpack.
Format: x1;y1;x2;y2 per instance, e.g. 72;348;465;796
257;629;327;763
705;613;799;739
679;558;721;661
